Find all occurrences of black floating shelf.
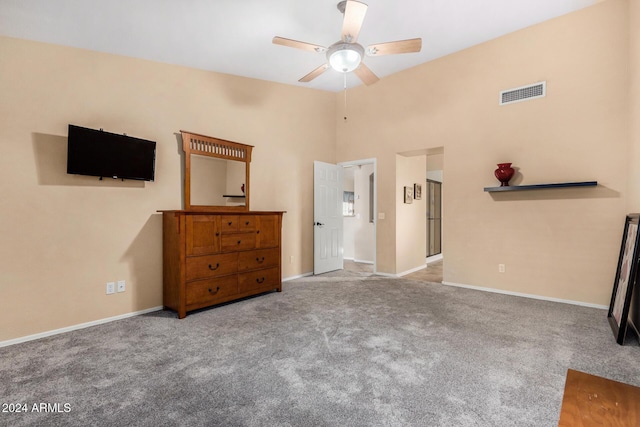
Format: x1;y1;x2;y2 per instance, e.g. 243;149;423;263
223;195;246;198
484;181;597;192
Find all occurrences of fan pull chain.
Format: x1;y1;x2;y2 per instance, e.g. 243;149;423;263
343;72;348;121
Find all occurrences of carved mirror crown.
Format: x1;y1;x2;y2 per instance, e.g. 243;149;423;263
181;130;253;211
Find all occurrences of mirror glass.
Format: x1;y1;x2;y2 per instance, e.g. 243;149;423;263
190;154;246;207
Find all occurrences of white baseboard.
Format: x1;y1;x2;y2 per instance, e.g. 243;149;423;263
0;306;164;348
376;264;428;278
426;254;443;264
441;281;608;310
375;271;399;278
344;258;374;265
282;272;313;282
397;264;428;277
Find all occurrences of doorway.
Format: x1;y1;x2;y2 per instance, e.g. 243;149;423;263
313;158;376;275
342;161;376;273
426;149;444;266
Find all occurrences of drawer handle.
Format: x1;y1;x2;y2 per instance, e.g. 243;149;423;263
215;232;220;237
208;286;220;295
256;230;260;234
208;263;220;271
237;240;241;245
256;277;265;284
256;257;265;263
228;221;233;226
245;221;250;225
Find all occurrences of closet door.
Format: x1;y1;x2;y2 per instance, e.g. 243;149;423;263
426;180;442;257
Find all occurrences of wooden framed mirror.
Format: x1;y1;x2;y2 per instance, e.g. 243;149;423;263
181;130;253;211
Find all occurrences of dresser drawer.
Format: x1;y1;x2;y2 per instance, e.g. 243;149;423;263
221;233;256;252
185;253;238;281
186;275;238;306
238;215;256;231
220;215;239;232
238;267;280;293
238;248;280;272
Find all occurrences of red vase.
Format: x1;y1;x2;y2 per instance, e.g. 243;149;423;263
494;163;514;186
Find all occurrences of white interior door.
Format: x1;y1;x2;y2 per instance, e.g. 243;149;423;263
314;161;344;275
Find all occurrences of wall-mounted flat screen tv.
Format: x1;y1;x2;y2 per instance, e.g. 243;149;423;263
67;124;156;181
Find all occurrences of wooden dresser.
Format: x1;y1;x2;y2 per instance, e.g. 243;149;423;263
161;210;284;318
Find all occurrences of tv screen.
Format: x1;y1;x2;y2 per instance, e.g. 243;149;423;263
67;125;156;181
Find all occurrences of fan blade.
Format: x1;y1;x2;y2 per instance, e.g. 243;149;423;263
354;63;379;86
272;36;326;53
367;38;422;56
341;1;368;43
299;64;330;83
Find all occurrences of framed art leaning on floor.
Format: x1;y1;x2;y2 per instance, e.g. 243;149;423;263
608;213;640;345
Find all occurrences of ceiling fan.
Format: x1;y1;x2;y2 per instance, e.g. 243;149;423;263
272;0;422;86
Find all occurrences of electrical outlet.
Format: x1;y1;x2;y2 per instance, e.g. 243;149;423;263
378;212;385;220
117;280;126;293
106;282;115;295
289;256;293;264
498;264;506;273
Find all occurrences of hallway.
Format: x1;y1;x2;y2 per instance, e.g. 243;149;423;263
404;260;443;283
343;260;443;283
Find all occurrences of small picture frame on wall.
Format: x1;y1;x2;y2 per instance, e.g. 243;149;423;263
404;186;413;204
608;214;640;345
343;191;355;217
414;183;422;200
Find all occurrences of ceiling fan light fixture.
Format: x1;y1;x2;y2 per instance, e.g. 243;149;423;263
327;42;363;73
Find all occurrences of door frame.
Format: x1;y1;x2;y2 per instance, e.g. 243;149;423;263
338;158;377;274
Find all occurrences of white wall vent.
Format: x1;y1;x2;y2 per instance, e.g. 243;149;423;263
499;81;546;105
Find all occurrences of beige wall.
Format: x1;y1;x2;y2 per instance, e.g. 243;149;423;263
337;0;629;305
627;0;640;335
396;155;427;274
427;152;444;182
628;0;640;210
427;153;444;173
0;36;336;341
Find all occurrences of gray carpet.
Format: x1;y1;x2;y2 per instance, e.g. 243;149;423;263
1;274;639;427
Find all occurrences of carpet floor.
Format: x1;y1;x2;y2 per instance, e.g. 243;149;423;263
1;274;639;426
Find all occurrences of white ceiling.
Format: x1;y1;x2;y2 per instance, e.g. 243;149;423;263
0;0;599;92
